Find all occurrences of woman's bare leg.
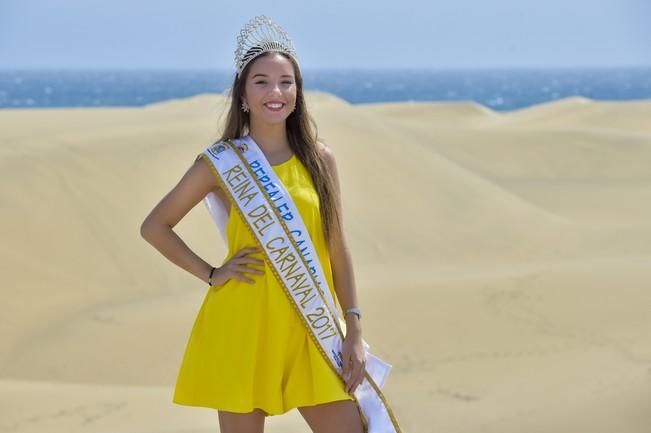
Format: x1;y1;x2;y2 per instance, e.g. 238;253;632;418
298;399;364;433
217;408;267;433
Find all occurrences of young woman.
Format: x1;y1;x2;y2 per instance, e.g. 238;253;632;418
140;16;369;433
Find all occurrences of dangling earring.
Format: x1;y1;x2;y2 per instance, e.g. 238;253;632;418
241;100;249;113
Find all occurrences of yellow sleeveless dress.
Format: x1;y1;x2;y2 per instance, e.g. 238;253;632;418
172;152;354;416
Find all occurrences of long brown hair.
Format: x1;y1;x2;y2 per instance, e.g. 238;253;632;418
214;52;342;245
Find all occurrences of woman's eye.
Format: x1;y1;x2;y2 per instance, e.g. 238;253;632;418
254;81;293;85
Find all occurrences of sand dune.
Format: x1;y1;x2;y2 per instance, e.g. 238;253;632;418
1;92;650;432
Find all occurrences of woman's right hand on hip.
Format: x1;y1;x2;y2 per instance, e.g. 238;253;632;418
212;246;265;286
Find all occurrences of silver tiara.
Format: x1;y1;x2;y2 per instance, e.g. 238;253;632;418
234;15;299;78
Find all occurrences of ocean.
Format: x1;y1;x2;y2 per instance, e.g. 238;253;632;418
1;67;649;112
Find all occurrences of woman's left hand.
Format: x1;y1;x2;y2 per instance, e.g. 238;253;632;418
341;331;367;394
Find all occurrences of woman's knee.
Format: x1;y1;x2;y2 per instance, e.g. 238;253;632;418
298;399;364;433
217;408;267;433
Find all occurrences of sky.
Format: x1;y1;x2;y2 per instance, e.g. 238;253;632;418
0;0;649;70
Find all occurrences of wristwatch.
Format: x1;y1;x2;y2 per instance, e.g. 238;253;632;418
345;307;362;320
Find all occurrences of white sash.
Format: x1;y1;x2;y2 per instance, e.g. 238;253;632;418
199;135;403;433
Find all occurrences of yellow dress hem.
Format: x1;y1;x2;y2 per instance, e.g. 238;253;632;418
172;394;355;417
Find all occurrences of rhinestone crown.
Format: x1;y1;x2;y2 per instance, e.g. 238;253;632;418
234;15;299;78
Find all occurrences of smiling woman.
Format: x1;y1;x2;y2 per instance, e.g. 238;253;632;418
140;14;401;433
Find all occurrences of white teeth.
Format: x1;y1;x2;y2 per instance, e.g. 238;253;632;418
265;103;283;109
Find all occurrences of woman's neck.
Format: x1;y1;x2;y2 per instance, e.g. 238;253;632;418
248;120;290;154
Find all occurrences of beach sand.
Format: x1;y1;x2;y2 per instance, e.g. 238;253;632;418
1;92;650;432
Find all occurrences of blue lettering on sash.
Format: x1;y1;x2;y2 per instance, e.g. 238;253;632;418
295;237;323;287
249;159;294;221
246;157;324;288
332;349;344;369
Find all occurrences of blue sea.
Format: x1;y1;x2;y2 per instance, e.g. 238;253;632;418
1;67;650;112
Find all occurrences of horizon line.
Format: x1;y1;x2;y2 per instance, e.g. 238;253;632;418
1;65;651;72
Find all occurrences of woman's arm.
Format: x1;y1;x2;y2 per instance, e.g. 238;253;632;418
319;142;362;338
140;155;219;285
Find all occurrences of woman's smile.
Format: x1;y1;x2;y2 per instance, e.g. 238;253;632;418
264;102;285;112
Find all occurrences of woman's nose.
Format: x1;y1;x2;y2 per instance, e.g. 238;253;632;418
269;82;283;94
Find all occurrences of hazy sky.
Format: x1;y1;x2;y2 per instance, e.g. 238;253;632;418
1;0;649;70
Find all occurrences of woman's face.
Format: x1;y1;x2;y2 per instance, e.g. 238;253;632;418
242;52;297;125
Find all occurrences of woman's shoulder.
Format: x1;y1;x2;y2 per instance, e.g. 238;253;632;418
316;139;331;159
316;140;336;170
